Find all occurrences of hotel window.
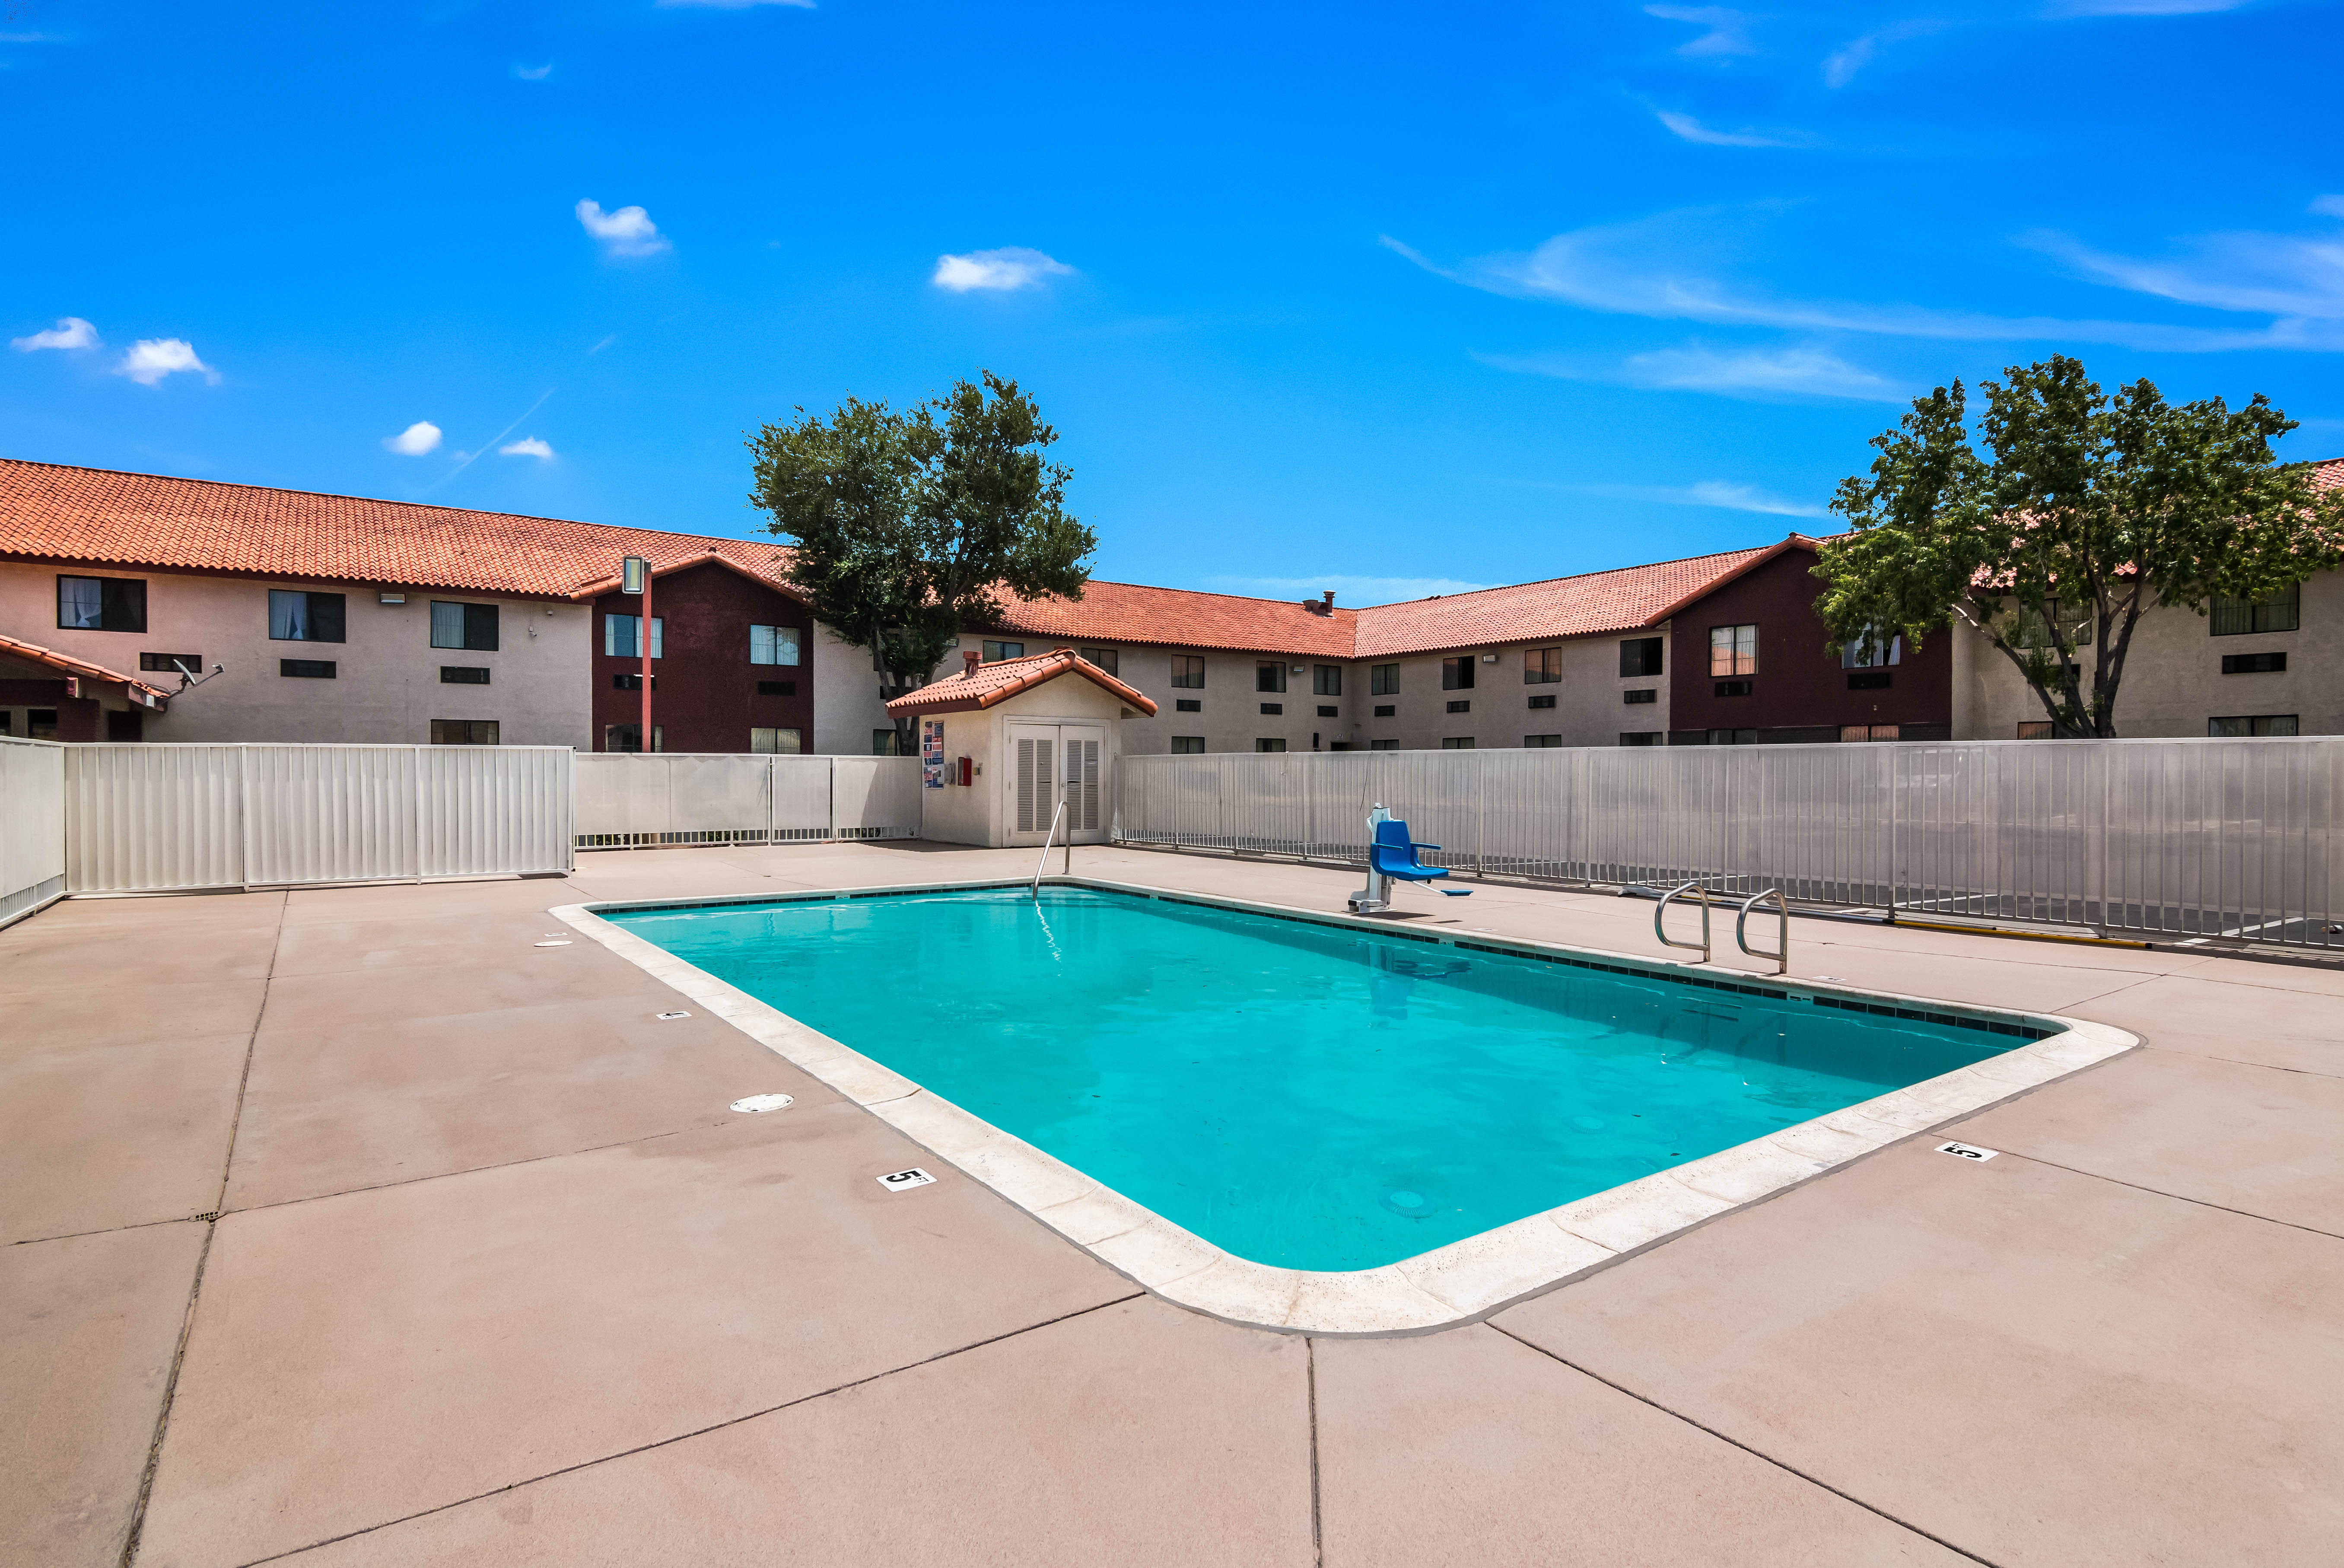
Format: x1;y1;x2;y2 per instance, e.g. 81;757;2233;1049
1369;738;1399;751
1622;689;1655;705
613;674;658;691
57;576;147;633
1707;728;1758;745
1175;698;1201;712
872;730;903;755
25;709;60;739
750;727;803;754
1371;663;1399;695
1441;737;1475;750
2015;599;2093;649
1840;629;1900;668
1619;731;1662;747
1373;704;1395;717
439;666;491;685
751;625;801;665
1528;693;1557;709
1709;623;1757;677
1839;724;1901;742
1524;647;1562;684
1446;699;1470;713
270;590;346;643
1524;734;1563;747
430;601;499;651
1256;661;1287;693
1618;637;1663;678
2208;715;2299;737
1714;680;1753;698
757;680;795;696
604;723;664;753
2209;583;2300;636
1171;655;1205;688
279;659;337;679
981;640;1024;662
1313;664;1342;696
1079;646;1120;676
1441;656;1475;691
429;720;500;746
1317;705;1339;718
2015;722;2054;739
2221;652;2287;674
1260;702;1283;715
604;614;664;658
1170;736;1206;755
139;652;203;675
1255;737;1287;752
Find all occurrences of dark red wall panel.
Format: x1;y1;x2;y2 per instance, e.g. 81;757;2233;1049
589;562;814;752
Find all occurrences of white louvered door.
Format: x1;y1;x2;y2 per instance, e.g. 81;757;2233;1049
1008;722;1108;846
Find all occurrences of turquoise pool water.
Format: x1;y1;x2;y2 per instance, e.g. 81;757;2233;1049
609;887;2039;1272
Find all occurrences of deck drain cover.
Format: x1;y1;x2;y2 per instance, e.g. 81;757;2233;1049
877;1167;937;1192
730;1093;794;1113
657;1011;690;1021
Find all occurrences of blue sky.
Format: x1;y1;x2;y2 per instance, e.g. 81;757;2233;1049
6;0;2340;604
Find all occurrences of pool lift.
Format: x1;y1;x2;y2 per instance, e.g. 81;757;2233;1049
1348;804;1473;914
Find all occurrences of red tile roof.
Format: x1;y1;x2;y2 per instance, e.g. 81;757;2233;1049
1349;545;1780;660
887;649;1160;716
0;632;171;707
0;459;802;602
982;579;1358;659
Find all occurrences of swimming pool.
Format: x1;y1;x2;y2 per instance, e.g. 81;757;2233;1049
586;882;2116;1309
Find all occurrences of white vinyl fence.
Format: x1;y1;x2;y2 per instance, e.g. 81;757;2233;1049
62;744;575;893
573;754;923;848
1119;738;2344;948
0;736;67;926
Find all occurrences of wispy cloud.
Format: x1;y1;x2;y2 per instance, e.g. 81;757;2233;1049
514;62;553;80
1393;210;2336;352
113;339;217;388
1643;5;1760;57
1655;110;1803;148
588;334;617;354
1203;574;1496;604
1482;343;1906;402
500;436;555;459
2022;222;2344;325
2046;0;2251;14
1581;480;1832;517
384;421;442;455
12;316;98;352
2313;195;2344;219
576;199;671;257
1822;20;1945;87
932;246;1075;293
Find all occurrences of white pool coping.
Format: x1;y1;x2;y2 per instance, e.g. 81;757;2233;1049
550;875;2139;1336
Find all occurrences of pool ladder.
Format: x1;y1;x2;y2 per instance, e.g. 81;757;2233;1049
1655;880;1789;974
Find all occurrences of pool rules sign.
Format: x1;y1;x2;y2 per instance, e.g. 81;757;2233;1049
922;720;945;789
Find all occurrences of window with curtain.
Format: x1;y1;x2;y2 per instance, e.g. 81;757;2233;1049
57;576;150;632
1709;623;1757;677
1256;662;1287;693
1441;656;1475;690
981;640;1024;662
2209;583;2301;636
1170;736;1205;754
1371;663;1399;694
750;727;803;753
1840;629;1901;669
751;625;801;665
604;614;664;658
429;601;499;651
1523;647;1562;684
1170;655;1205;688
429;720;500;745
1313;665;1342;696
270;590;347;642
1078;646;1120;675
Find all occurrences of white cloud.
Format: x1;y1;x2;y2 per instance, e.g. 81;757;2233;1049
655;0;814;8
2047;0;2251;13
931;246;1075;293
2023;225;2344;333
1570;480;1832;517
1479;343;1906;403
1203;574;1496;604
11;316;97;352
576;199;671;257
384;421;443;455
1643;5;1760;57
514;63;553;80
1823;20;1946;87
1655;111;1800;148
2310;195;2344;219
1393;211;2332;352
113;338;217;388
500;436;555;459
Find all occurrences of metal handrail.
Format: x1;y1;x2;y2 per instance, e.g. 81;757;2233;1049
1736;887;1788;974
1654;878;1711;963
1032;799;1067;897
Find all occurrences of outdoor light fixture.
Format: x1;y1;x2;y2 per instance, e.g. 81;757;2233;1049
620;556;647;595
621;556;652;754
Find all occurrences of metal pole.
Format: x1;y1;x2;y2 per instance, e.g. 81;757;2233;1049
640;569;654;754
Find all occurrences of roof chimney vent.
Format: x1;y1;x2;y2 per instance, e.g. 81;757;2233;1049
1322;590;1335;612
963;649;982;677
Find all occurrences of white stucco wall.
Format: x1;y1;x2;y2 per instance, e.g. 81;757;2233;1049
0;563;592;745
910;674;1128;847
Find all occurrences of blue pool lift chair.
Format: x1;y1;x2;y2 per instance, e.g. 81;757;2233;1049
1370;818;1472;896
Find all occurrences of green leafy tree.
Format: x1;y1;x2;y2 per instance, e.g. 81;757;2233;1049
1815;354;2344;737
748;371;1097;753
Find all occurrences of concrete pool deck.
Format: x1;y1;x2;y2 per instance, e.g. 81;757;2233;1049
4;840;2340;1566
